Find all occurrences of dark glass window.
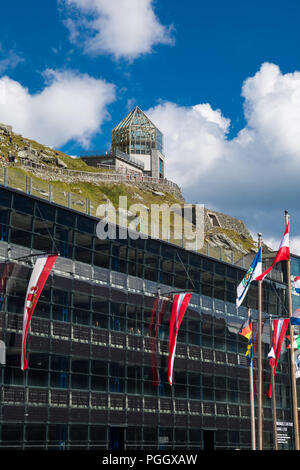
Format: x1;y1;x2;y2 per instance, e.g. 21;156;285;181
72;358;89;374
4;367;24;385
91;360;108;376
74;246;92;264
1;424;23;444
13;194;34;214
71;374;89;390
11;211;32;231
77;215;94;234
28;370;49;387
35;201;56;221
93;251;109;268
25;425;46;442
90;426;106;443
110;302;125;331
28;353;49;369
54;226;73;258
48;424;67;446
109;362;125;393
0;208;9;241
70;426;88;442
33;234;53;252
56;209;75;227
10;228;32;247
91;375;107;391
0;189;12;207
202;259;214;272
75;231;93;249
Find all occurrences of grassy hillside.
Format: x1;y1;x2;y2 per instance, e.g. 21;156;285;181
0;123;256;258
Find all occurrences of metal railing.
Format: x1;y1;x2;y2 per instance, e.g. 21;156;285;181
7;158;179;189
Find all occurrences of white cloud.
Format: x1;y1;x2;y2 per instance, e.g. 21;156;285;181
60;0;174;60
290;237;300;257
0;69;115;148
263;235;300;257
242;63;300;162
147;102;230;187
0;44;24;74
146;63;300;240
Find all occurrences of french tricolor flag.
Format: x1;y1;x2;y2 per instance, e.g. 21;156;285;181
294;277;300;294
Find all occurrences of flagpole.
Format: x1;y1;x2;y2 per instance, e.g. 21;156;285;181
248;306;256;450
269;315;278;450
257;232;263;450
285;210;299;450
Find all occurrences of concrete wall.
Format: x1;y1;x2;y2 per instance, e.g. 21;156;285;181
151;149;165;179
115;158;143;174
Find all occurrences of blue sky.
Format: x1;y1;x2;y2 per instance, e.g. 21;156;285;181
1;0;300;249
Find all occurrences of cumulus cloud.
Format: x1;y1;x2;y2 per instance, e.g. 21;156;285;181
147;102;230;187
146;63;300;247
0;69;115;148
60;0;174;60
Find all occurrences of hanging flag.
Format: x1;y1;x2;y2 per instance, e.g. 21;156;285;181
168;292;192;385
236;248;262;307
286;334;300;350
21;254;58;370
245;336;253;365
149;296;169;386
239;316;253;365
294;277;300;294
290;309;300;325
239;316;252;340
256;222;290;282
267;318;289;398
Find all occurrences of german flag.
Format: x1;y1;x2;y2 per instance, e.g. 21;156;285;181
239;317;252;340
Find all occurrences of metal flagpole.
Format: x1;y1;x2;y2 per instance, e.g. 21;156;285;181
248;306;256;450
285;210;299;450
257;232;263;450
269;315;278;450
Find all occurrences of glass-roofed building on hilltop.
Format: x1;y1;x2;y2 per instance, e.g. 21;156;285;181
111;107;165;179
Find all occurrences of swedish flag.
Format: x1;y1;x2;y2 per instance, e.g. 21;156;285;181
245;335;253;365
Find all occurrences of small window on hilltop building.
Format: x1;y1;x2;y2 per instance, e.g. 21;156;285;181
208;213;220;227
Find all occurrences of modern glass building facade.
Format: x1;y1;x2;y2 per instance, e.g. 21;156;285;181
111;107;163;157
0;186;296;450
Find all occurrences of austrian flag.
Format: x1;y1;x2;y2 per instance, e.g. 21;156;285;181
267;318;289;398
21;254;58;370
168;293;192;385
256;221;290;281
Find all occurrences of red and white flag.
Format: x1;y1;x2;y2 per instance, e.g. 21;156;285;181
256;221;290;281
168;293;192;385
21;254;58;370
149;297;169;386
267;318;289;398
